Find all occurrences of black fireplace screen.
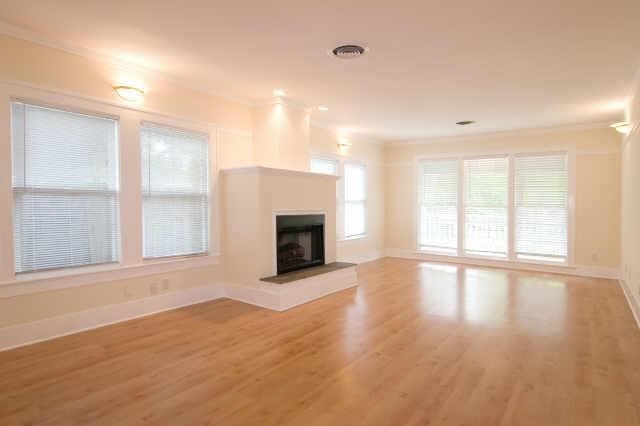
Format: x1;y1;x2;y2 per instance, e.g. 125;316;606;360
276;214;325;275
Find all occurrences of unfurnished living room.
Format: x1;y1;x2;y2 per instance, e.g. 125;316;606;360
0;1;639;425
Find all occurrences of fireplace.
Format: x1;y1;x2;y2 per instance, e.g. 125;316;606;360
276;214;325;275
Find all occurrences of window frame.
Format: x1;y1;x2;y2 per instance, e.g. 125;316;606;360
415;148;575;267
342;160;368;240
0;82;220;294
140;121;211;260
10;100;122;274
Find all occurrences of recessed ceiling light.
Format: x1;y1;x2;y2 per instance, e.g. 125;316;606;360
317;106;329;111
332;44;366;59
456;120;475;126
272;89;286;97
114;85;144;102
610;121;631;134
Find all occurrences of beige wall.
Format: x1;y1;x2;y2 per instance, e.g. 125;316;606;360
0;34;253;328
310;126;386;263
385;127;622;269
621;81;640;307
252;101;310;172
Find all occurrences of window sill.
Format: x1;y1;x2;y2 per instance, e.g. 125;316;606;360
414;249;570;270
0;253;222;298
339;234;368;242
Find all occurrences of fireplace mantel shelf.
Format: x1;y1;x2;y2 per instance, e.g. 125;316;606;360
220;166;339;179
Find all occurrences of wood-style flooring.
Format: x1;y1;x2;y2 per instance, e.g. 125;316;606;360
1;258;639;425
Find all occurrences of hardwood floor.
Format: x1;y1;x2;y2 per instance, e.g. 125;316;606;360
1;258;639;425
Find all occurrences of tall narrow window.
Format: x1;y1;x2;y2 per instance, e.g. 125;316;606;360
514;153;568;263
463;156;508;257
343;162;367;238
419;159;458;253
11;102;120;273
141;123;209;258
310;156;338;175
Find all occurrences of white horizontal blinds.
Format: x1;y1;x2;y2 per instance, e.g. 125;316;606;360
310;156;338;175
344;162;366;237
11;102;120;273
463;156;508;256
514;153;568;262
419;159;458;253
141;123;209;258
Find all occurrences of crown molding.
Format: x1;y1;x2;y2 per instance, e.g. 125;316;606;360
253;96;312;113
386;121;615;146
0;20;256;107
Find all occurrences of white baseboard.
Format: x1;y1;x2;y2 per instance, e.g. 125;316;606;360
225;265;358;311
0;284;225;352
619;280;640;328
0;265;360;351
384;248;620;280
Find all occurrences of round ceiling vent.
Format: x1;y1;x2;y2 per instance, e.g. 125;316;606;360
332;44;366;59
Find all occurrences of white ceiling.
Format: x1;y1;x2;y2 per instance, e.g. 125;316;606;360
1;1;639;141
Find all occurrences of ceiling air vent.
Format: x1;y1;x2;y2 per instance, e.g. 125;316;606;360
456;120;475;126
332;44;366;59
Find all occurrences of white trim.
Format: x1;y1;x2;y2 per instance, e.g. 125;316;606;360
387;121;613;146
220;165;339;179
384;248;620;279
619;280;640;328
0;283;225;351
0;265;359;351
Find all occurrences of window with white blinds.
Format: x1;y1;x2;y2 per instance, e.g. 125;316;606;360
419;159;458;253
418;152;570;264
344;162;367;238
463;156;508;257
514;153;568;262
141;123;209;258
310;156;338;175
11;102;120;273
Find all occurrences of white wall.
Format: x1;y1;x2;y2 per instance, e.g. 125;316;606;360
309;126;385;264
621;77;640;313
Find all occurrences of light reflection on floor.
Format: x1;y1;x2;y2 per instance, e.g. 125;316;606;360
414;261;568;335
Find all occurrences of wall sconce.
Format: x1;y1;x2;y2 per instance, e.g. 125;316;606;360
114;85;145;102
337;137;351;154
610;121;631;135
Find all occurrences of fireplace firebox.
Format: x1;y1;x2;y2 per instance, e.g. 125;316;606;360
276;214;325;275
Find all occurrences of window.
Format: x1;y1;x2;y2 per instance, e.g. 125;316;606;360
141;123;209;258
514;153;568;263
463;156;508;257
11;102;120;273
418;152;570;264
310;156;338;175
419;159;458;253
343;162;367;238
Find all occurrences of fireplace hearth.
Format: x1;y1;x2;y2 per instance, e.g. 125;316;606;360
276;214;325;275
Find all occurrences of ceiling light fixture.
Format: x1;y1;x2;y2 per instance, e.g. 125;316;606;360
114;85;144;102
272;89;286;97
456;120;475;126
337;137;351;148
317;106;329;111
332;44;367;59
610;121;631;135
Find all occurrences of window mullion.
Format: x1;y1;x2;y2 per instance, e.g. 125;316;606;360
457;158;464;256
507;154;515;261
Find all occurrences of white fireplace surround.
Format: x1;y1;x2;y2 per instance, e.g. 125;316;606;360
271;210;327;276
